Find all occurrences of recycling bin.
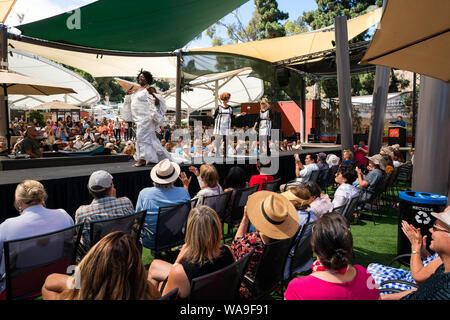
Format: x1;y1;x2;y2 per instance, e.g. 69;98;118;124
398;191;447;261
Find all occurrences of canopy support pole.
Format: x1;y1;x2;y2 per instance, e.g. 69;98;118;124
0;24;9;153
411;75;450;199
367;66;390;156
334;16;353;150
175;50;182;126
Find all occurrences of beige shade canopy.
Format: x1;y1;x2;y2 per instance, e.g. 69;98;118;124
360;0;450;82
0;69;76;95
31;100;80;111
0;0;16;23
189;8;382;63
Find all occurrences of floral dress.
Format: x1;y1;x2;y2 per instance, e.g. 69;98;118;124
231;232;265;299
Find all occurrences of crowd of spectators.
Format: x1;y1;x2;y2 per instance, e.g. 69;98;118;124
2;137;445;302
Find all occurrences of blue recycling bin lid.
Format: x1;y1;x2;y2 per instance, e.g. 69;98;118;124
399;191;447;205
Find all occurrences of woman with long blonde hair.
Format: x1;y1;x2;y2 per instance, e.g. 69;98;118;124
147;206;235;299
42;231;161;300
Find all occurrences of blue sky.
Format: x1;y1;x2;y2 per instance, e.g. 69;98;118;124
6;0;318;48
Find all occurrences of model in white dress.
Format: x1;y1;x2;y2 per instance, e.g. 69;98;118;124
121;87;172;165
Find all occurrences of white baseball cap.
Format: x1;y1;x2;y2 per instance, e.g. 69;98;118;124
88;170;113;191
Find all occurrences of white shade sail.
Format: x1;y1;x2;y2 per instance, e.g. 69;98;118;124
8;48;100;109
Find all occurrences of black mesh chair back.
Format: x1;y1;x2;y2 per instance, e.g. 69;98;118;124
202;191;232;222
2;223;83;300
89;210;147;248
310;170;320;183
333;205;345;215
227;184;259;226
342;194;360;223
286;213;314;279
189;249;254;300
397;164;412;182
261;178;281;192
317;168;329;189
245;238;292;299
154;200;196;252
327;165;339;185
159;288;179;300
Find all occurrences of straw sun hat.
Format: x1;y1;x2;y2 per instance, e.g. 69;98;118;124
150;159;181;184
246;191;299;240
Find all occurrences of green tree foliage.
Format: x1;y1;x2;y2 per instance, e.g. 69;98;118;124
28;110;45;127
284;17;309;36
254;0;289;39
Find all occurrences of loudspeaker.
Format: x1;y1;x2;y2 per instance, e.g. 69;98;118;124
276;68;290;87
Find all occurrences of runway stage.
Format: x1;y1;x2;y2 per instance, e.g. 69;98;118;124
0;145;342;223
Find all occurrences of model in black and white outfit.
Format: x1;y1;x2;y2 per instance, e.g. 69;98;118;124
208;92;246;157
252;98;273;156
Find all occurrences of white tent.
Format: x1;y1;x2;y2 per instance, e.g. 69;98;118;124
7;48;100;109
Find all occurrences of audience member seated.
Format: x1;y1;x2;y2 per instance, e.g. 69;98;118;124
22;125;43;158
392;149;404;168
147;206;235;299
136;159;191;250
341;149;355;165
231;191;299;299
0;180;74;294
368;219;443;295
316;152;329;170
281;186;313;225
42;231;160;300
381;153;394;176
326;153;340;168
303;181;333;219
284;213;380;300
354;154;386;204
75;170;134;246
180;164;223;205
332;164;359;209
249;159;274;191
381;207;450;300
294;153;319;183
353;140;369;169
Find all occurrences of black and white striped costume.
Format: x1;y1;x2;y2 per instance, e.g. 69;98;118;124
213;105;234;136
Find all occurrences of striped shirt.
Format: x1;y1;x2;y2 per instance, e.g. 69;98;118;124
75;196;134;245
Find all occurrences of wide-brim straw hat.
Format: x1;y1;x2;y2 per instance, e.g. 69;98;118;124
246;191;299;240
150;159;181;184
366;154;386;171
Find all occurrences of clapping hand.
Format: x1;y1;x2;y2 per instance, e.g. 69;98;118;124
401;220;423;251
188;166;200;177
179;172;192;189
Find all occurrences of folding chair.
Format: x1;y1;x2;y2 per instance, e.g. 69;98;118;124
283;213;314;281
261;178;281;192
317;168;330;190
242;238;292;300
189;249;254;300
223;185;259;240
90;210;147;248
309;170;320;183
201;191;232;223
1;223;83;300
143;199;197;259
342;194;361;225
159;288;179;300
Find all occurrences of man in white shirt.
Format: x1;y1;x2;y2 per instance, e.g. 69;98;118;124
295;153;319;183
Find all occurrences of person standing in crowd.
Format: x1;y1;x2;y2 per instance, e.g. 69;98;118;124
114;117;121;141
136;159;191;250
353;140;369;169
208;92;246;158
75;170;134;246
0;180;74;294
121;70;171;167
252;97;272;156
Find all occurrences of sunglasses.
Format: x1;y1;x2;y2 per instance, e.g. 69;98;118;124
432;224;450;234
